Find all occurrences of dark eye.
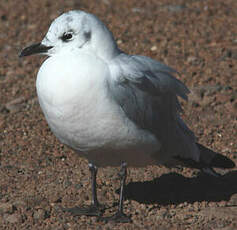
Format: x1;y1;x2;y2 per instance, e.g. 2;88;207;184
61;32;73;42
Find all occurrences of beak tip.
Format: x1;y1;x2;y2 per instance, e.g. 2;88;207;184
18;43;52;58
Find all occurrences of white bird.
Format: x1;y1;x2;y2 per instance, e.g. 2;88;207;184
20;10;235;222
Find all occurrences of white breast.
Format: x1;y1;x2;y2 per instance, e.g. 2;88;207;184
36;52;161;166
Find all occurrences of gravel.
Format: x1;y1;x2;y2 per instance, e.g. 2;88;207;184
0;0;236;229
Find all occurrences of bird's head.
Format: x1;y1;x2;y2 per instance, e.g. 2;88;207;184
20;10;119;61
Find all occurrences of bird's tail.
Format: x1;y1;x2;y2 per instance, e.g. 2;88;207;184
197;143;235;176
197;143;235;169
175;143;235;176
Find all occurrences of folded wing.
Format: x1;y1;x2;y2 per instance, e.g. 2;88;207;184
108;53;200;162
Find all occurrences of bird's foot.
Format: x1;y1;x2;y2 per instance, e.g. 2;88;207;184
97;211;131;223
62;203;105;216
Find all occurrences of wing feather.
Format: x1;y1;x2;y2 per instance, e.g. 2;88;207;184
108;53;199;160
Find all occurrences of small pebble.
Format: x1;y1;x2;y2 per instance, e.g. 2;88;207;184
33;209;46;220
229;194;237;206
4;213;22;224
150;46;157;51
0;203;14;214
117;40;122;45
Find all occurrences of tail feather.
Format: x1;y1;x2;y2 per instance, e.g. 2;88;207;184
202;167;221;177
197;143;235;169
174;143;235;172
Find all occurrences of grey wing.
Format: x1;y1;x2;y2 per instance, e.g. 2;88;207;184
108;53;199;161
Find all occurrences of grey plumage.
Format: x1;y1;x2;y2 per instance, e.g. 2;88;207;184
108;53;199;163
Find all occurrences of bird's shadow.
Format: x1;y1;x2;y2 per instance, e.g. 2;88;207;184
121;171;237;205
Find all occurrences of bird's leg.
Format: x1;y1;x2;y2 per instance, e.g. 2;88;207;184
98;162;131;223
89;163;100;207
62;163;104;216
117;162;128;216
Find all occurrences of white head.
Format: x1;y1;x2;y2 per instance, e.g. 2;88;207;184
20;10;119;61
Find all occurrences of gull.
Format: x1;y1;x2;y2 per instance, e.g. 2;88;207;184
20;10;235;222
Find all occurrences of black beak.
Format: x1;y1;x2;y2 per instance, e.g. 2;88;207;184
19;43;53;57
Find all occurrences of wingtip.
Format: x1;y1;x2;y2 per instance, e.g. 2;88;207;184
198;143;236;169
211;153;235;169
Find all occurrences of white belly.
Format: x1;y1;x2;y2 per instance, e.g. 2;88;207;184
36;52;161;167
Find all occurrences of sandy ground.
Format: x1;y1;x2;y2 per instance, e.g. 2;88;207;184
0;0;237;229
